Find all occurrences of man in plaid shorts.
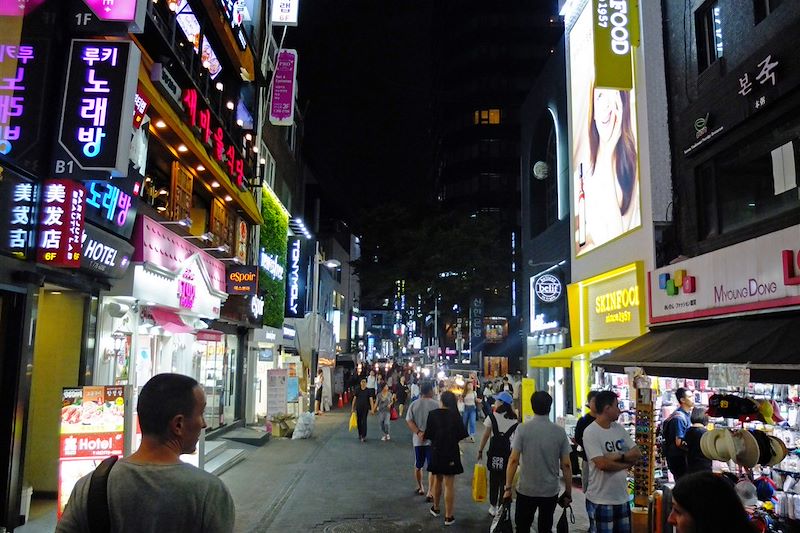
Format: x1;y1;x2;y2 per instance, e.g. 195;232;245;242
582;390;641;533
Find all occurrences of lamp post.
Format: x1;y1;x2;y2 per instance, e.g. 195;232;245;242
308;240;341;412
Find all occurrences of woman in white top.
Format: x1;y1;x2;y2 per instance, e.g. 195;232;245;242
461;383;478;442
476;391;519;516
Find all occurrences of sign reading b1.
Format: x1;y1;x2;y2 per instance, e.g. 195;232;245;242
55;40;140;178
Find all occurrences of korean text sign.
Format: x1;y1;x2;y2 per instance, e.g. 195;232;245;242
83;178;138;238
269;49;297;126
37;179;86;268
56;39;140;176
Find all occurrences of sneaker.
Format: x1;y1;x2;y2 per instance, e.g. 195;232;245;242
430;506;440;517
444;516;455;526
381;435;387;441
386;434;391;441
488;505;496;516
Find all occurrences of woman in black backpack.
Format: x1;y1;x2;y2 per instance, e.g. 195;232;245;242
477;391;519;516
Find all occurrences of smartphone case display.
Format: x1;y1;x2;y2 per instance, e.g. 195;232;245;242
634;388;656;507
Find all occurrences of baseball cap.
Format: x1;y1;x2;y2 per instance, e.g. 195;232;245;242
496;391;513;405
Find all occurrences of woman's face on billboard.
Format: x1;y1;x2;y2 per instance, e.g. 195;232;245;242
593;88;623;144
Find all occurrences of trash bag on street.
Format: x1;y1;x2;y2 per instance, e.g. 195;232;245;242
490;502;513;533
348;412;357;432
292;412;315;439
472;462;487;502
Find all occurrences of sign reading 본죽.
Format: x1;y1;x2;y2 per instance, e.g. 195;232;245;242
269;49;297;126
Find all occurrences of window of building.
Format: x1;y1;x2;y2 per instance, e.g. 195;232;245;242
260;144;276;190
754;0;782;24
697;134;800;240
473;109;501;125
695;1;723;73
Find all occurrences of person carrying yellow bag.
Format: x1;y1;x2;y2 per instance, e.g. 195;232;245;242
348;411;358;432
472;461;487;502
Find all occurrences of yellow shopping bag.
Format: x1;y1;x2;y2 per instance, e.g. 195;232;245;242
348;412;357;432
472;462;487;502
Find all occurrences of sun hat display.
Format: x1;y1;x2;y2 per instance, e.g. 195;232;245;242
750;429;775;466
766;436;789;467
730;429;760;468
700;428;735;461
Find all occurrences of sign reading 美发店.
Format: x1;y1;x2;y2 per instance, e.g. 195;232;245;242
37;179;87;268
269;49;297;126
55;39;140;178
284;236;307;318
226;264;258;295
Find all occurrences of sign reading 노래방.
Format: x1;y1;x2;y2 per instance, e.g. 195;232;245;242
226;264;258;295
55;39;140;177
585;266;643;342
269;49;297;126
592;0;638;90
82;177;139;239
37;179;87;268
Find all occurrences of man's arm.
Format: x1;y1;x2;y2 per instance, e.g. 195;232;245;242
674;414;690;449
591;455;634;472
503;449;521;501
406;404;421;433
559;453;573;505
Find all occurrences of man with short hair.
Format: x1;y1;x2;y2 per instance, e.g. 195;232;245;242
352;378;377;442
406;381;440;498
58;373;234;533
663;387;693;481
574;390;600;533
583;390;642;533
504;391;572;533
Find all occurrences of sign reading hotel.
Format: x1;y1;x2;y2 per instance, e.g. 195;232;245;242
269;49;297;126
585;266;643;341
55;39;140;178
650;224;800;324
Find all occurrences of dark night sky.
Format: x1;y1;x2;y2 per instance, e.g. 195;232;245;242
287;0;435;224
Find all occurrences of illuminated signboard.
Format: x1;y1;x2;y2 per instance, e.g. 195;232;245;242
226;264;258;295
181;88;248;188
284;236;307;317
470;296;484;356
529;270;565;334
235;218;247;263
175;0;222;79
1;171;37;259
260;248;284;280
249;293;265;324
269;49;297;126
217;0;249;51
270;0;299;27
569;2;640;257
132;86;149;129
585;266;643;341
82;178;139;238
82;0;137;22
592;0;638;90
80;222;133;278
36;179;86;268
178;268;197;309
55;39;140;177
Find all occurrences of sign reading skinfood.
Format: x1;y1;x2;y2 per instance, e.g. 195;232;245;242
585;267;643;341
569;1;641;256
649;224;800;324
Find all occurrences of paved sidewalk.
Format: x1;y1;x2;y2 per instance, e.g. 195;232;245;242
221;409;592;532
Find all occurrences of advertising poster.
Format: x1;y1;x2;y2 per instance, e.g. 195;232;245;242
287;376;300;402
266;368;288;418
570;3;640;256
58;385;130;516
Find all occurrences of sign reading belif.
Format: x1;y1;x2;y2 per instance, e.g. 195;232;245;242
269;49;297;126
37;180;87;268
56;40;140;177
284;236;307;318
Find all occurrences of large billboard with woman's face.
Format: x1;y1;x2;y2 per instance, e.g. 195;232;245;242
569;1;640;256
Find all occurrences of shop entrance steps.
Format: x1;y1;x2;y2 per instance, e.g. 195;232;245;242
221;427;270;447
204;440;227;462
204;446;247;476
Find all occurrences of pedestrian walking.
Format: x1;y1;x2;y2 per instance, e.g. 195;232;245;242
668;471;756;533
314;368;324;415
367;370;377;393
462;382;478;442
423;390;469;527
583;390;642;533
503;391;572;533
375;383;395;441
57;373;234;533
396;376;410;417
482;381;495;418
663;387;693;481
684;407;711;474
574;390;599;533
351;378;376;442
406;381;440;499
410;379;420;403
477;391;518;516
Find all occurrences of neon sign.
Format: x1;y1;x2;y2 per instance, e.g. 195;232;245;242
0;45;34;155
259;248;284;280
82;178;139;238
284;237;306;317
6;180;36;258
178;268;196;309
36;180;87;268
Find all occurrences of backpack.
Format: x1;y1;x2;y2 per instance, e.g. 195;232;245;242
661;410;688;456
487;413;518;472
87;455;118;533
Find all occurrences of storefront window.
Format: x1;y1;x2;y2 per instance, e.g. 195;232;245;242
224;334;238;424
197;337;226;429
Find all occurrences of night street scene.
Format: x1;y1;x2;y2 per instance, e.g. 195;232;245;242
2;0;800;532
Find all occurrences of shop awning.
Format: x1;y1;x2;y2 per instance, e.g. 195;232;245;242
196;329;224;342
149;307;194;334
529;340;630;368
593;315;800;383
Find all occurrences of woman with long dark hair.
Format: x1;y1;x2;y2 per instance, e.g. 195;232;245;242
668;471;756;533
477;391;518;516
423;390;469;527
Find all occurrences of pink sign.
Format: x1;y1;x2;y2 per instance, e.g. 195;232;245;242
269;49;297;126
178;268;196;310
82;0;137;21
0;0;45;16
132;216;226;293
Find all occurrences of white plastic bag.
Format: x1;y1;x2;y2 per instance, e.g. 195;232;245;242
292;412;315;439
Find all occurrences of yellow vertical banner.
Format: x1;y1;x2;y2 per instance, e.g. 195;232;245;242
592;0;637;89
522;378;536;423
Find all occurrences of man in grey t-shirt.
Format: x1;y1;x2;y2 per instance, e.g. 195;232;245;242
406;381;440;498
57;373;234;533
504;391;572;533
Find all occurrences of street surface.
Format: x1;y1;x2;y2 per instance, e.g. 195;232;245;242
222;409;592;532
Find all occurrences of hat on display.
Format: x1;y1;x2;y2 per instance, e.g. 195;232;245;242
769;400;785;423
750;429;775;466
766;436;789;467
707;394;760;420
735;480;759;508
730;429;761;468
757;400;774;424
496;391;513;405
701;428;734;461
755;477;778;503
